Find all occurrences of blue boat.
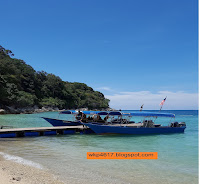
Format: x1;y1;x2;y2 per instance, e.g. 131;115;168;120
41;110;84;126
42;110;110;127
80;111;186;135
82;123;186;134
42;117;82;126
42;110;186;135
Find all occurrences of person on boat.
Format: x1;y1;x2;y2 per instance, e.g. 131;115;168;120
81;114;87;122
103;115;109;124
78;110;83;116
76;110;83;120
93;114;100;122
92;114;104;122
104;115;109;121
88;116;94;121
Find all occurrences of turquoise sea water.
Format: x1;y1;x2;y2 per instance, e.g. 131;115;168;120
0;110;198;184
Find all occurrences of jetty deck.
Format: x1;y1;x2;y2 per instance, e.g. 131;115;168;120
0;126;92;138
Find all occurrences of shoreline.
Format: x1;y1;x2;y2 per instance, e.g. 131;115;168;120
0;154;64;184
0;107;114;115
0;106;62;115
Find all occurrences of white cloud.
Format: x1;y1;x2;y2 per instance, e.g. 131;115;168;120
105;91;198;110
96;87;112;91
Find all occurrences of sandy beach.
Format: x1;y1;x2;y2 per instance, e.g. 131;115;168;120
0;155;64;184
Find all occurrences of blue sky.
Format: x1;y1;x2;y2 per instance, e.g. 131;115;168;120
1;0;198;109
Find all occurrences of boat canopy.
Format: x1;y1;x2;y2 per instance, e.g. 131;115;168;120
109;111;122;116
60;110;99;115
128;112;175;118
98;112;109;115
60;110;175;118
60;110;77;114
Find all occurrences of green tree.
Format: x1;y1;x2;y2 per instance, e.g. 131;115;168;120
0;45;110;110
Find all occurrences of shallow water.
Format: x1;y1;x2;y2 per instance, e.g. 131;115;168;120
0;110;198;184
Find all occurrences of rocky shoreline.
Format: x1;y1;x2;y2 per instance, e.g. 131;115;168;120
0;106;61;115
0;106;115;115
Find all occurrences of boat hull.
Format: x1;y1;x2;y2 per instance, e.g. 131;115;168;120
42;117;82;127
83;123;186;135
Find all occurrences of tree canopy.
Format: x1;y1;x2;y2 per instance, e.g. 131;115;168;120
0;45;110;110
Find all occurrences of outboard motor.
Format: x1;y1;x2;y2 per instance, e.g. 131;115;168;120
178;122;186;127
170;122;179;127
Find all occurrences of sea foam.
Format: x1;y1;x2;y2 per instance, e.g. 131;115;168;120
0;152;43;169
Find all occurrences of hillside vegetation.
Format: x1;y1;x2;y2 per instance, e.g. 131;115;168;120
0;45;110;111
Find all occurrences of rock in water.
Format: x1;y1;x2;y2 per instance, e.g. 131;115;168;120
0;109;5;114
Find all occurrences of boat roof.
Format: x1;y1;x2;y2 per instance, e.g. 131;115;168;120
60;110;175;118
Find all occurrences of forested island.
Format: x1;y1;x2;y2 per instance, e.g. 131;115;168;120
0;45;110;114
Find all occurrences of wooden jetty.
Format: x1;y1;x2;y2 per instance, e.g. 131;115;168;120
0;126;93;138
